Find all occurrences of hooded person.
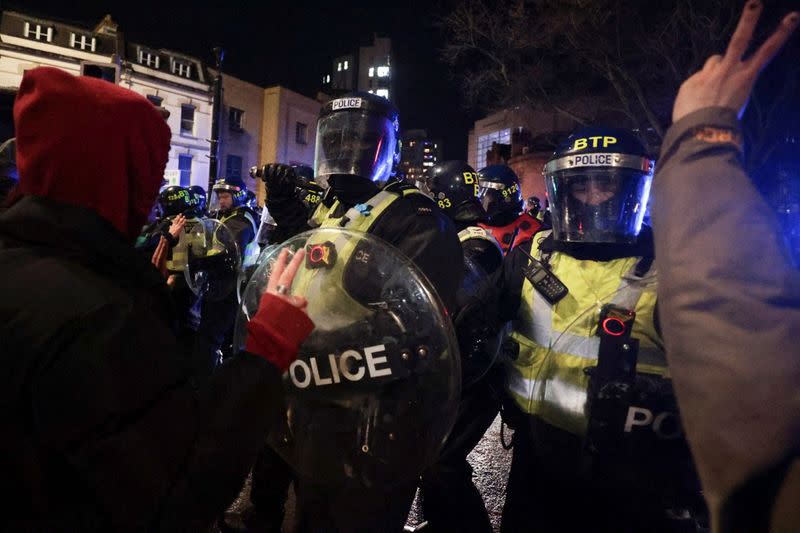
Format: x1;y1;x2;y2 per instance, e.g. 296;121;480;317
0;67;313;530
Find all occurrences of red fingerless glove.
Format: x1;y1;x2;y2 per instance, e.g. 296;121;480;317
245;292;314;371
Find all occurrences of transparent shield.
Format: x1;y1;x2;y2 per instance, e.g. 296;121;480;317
455;256;503;388
234;228;461;489
184;218;241;301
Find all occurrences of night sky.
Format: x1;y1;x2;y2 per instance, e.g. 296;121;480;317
12;0;477;160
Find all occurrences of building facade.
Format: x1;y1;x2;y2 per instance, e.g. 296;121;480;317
0;10;214;189
399;129;441;183
321;35;393;101
217;72;264;195
257;86;321;203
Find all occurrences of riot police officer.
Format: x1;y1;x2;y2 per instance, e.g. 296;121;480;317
417;160;506;532
0;137;17;208
188;185;207;218
192;177;259;373
477;165;544;254
253;91;463;531
499;127;703;532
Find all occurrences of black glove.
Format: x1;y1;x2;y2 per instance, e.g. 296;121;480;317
251;163;297;200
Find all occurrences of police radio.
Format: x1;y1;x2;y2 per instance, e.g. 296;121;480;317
517;246;569;305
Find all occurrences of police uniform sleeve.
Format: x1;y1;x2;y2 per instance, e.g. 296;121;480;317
372;194;464;312
497;238;534;322
652;106;800;532
267;196;311;243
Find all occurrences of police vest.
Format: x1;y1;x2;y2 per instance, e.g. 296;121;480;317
295;188;420;329
505;230;667;436
480;212;543;255
218;208;260;268
167;216;206;272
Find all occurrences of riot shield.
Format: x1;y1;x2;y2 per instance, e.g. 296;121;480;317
454;256;503;388
184;218;241;301
235;228;461;489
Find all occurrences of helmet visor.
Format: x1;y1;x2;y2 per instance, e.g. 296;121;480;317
545;168;652;243
314;111;397;187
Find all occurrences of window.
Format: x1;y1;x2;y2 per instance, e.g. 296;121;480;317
228;107;244;131
326;75;330;83
70;33;96;51
477;128;511;169
146;95;163;106
138;48;160;69
172;60;191;78
226;155;242;179
295;122;308;145
81;63;116;82
376;88;389;100
178;154;192;187
337;62;342;72
368;67;374;78
343;60;349;70
180;104;195;135
377;66;390;77
23;22;53;42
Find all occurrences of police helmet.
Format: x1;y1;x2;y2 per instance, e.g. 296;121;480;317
188;185;207;216
211;176;248;213
158;185;193;218
477;165;523;225
544;127;654;244
423;161;486;223
314;92;401;189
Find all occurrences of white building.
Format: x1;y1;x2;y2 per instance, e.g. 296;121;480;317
0;11;212;189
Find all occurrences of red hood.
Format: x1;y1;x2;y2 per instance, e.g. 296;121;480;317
13;67;171;240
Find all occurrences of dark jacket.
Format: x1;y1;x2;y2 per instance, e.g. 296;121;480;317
0;197;284;531
652;107;800;533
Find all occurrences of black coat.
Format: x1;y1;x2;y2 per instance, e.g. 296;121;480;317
0;196;282;531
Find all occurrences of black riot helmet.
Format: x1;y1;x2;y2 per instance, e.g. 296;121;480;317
422;160;486;224
211;176;248;214
314;92;401;189
292;164;324;214
157;185;192;218
477;165;523;226
544;126;654;244
188;185;207;216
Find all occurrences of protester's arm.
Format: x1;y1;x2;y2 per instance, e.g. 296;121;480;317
652;4;800;531
31;251;312;531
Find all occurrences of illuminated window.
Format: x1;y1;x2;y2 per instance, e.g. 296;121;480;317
70;33;96;51
180;104;195;135
138;48;160;69
179;154;192;187
337;62;342;72
477;128;511;169
326;75;330;83
23;22;53;42
377;66;390;77
376;88;389;99
368;67;374;77
343;60;349;70
172;60;192;78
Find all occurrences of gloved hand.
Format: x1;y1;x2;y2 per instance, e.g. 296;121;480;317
250;163;298;200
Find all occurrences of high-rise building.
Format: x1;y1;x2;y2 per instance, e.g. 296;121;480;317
321;35;392;101
400;129;441;183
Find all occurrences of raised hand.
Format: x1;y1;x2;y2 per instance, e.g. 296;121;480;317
672;1;799;122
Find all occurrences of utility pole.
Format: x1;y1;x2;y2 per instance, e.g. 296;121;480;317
207;47;224;200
